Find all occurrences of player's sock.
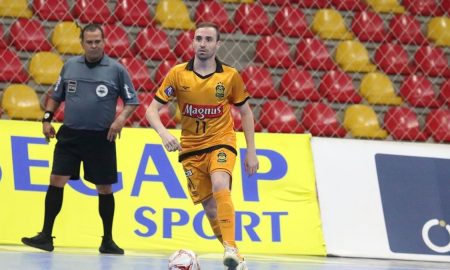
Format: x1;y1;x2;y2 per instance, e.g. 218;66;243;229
213;190;236;248
42;185;64;236
208;217;223;244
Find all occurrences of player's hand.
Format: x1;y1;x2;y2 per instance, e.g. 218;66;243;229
245;150;259;176
159;130;182;152
42;122;56;142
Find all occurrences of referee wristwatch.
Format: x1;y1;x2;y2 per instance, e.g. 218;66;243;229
42;111;54;123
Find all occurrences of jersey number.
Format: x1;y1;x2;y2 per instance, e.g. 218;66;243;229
195;120;206;134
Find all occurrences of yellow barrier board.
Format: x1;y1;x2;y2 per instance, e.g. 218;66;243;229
0;120;325;255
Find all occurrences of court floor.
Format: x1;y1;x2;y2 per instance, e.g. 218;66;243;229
1;245;449;270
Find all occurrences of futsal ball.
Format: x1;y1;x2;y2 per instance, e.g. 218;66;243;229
168;249;201;270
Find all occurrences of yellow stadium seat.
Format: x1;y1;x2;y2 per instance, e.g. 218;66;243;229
29;52;64;85
343;104;388;139
155;0;195;30
1;84;44;120
0;0;32;18
336;40;377;72
365;0;405;14
51;22;83;55
312;9;353;40
360;72;403;105
427;17;450;47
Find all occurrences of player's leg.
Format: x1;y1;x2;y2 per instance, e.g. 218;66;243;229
201;197;223;244
209;149;246;269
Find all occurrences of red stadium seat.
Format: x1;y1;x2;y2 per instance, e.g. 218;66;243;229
103;24;132;58
374;43;414;75
301;102;347;137
272;5;314;38
155;59;179;86
9;18;52;52
134;26;177;61
120;57;156;92
194;0;235;33
331;0;367;11
295;38;337;71
260;0;291;5
234;3;275;35
425;109;450;142
231;105;263;132
132;93;176;128
400;75;443;108
72;0;114;24
54;101;65;122
319;70;362;103
402;0;443;16
0;24;6;49
0;48;28;83
439;79;450;106
255;35;294;69
384;107;428;141
174;30;194;62
33;0;72;21
114;0;153;27
259;100;303;133
414;46;450;77
278;68;321;101
241;66;279;99
351;11;388;43
388;14;428;45
443;0;450;13
296;0;330;8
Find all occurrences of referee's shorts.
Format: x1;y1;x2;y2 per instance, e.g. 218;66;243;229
51;125;118;185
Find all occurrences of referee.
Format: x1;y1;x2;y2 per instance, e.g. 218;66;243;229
21;24;139;254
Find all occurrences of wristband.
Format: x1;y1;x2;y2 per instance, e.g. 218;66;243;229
42;111;54;123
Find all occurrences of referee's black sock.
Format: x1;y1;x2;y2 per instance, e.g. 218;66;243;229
98;193;115;239
42;185;64;236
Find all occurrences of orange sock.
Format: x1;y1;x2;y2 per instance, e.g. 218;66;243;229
208;217;223;244
213;190;236;248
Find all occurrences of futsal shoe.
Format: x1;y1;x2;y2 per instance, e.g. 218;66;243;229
21;232;54;252
223;244;246;270
99;236;124;255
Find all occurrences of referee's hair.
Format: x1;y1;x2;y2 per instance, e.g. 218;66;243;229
80;23;104;41
196;22;220;42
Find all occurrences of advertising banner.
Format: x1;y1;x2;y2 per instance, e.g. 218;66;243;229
312;137;450;262
0;120;325;255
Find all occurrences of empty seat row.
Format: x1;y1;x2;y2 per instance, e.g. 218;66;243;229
254;37;450;77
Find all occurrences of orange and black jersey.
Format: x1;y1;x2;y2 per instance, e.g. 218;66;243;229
154;58;249;161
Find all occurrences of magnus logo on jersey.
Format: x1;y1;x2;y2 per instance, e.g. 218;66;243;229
375;154;450;256
182;104;223;120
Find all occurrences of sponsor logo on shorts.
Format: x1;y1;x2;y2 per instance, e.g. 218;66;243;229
217;151;227;163
96;84;108;97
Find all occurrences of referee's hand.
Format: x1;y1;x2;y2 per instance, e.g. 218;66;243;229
42;122;55;142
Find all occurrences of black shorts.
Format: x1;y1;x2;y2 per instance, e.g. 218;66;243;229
51;125;118;185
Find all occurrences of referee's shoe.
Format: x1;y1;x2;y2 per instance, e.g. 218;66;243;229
99;236;124;255
22;232;54;252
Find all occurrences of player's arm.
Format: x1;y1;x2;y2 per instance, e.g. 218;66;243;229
238;101;259;176
146;99;182;152
42;96;61;142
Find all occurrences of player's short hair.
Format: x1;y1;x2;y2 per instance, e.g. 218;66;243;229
195;22;220;41
80;23;104;41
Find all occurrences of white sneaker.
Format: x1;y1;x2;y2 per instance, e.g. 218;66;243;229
223;245;247;270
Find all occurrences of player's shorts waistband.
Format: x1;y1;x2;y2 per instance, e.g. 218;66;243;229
178;144;237;162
